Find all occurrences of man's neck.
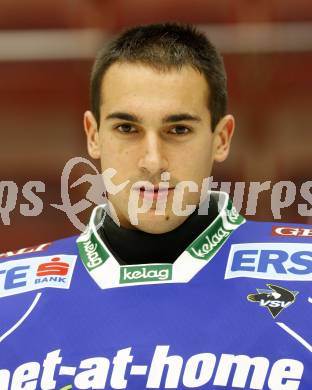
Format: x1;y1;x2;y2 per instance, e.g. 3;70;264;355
98;197;219;265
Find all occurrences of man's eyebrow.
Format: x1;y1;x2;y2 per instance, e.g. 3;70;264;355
105;112;141;122
105;112;202;123
162;113;202;123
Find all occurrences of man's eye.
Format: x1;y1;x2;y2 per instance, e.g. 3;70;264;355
170;126;191;135
116;124;137;133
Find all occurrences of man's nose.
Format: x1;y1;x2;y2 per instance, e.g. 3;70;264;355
138;133;168;176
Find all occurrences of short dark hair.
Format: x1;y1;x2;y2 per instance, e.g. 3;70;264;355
90;22;227;130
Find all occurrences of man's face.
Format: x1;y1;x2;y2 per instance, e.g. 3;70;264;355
84;62;234;233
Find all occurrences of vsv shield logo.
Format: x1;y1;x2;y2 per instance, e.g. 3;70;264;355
225;243;312;281
247;284;298;318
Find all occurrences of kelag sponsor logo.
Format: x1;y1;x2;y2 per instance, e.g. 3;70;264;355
272;226;312;238
188;203;245;261
0;345;304;390
120;264;172;284
225;243;312;281
0;255;76;297
189;226;230;259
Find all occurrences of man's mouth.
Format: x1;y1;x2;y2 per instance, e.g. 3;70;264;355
137;187;174;201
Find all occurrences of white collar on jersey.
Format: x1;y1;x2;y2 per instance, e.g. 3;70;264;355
76;191;245;289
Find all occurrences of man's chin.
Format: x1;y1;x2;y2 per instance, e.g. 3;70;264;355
129;212;189;234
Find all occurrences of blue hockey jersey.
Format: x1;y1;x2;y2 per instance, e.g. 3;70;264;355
0;192;311;390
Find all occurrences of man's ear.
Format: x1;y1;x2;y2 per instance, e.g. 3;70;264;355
212;114;235;163
84;110;101;159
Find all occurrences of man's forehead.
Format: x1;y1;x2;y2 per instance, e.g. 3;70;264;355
100;62;210;115
102;60;204;79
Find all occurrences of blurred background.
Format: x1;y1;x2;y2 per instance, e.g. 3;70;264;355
0;0;311;252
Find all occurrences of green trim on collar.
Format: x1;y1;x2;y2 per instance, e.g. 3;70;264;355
77;230;109;272
187;198;245;261
76;191;245;289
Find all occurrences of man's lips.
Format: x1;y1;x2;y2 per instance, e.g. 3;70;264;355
136;187;175;201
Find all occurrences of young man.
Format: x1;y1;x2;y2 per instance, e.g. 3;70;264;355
1;23;311;390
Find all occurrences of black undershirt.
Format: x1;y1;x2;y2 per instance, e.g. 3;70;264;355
98;197;219;265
